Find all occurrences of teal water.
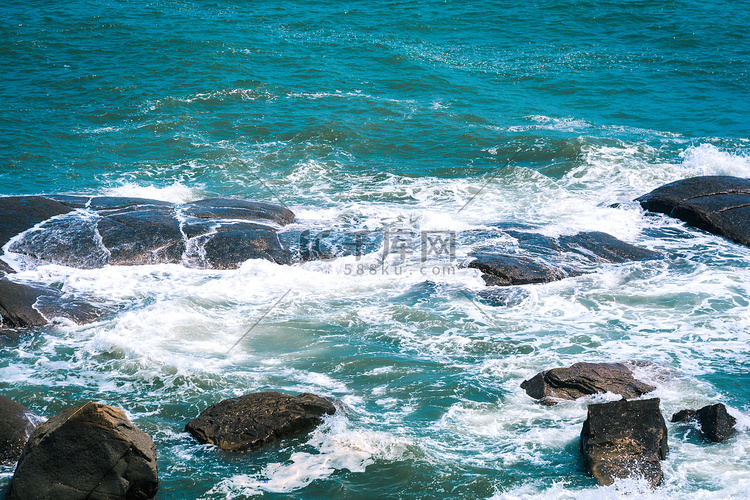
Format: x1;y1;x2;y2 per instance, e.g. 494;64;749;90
1;1;750;498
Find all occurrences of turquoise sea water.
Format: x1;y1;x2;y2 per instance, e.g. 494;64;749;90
1;1;750;498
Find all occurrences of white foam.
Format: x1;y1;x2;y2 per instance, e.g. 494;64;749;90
206;415;415;496
102;181;202;203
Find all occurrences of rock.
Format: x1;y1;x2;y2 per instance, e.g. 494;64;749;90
186;392;336;452
469;253;569;286
3;195;296;270
201;229;291;268
637;176;750;246
0;258;14;276
0;279;102;331
0;196;74;249
182;198;295;226
0;395;43;463
558;231;662;263
469;230;660;286
0;279;49;329
6;401;158;500
581;398;668;488
96;208;185;266
521;362;655;404
671;403;736;442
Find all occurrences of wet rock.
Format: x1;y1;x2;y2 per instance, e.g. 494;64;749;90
469;230;660;286
2;195;297;271
6;401;158;500
0;280;50;329
469;253;569;286
637;175;750;246
0;279;103;331
521;362;655;404
671;403;736;442
182;198;295;226
0;196;74;248
0;395;43;464
201;229;291;268
581;398;668;488
186;392;336;452
0;259;14;276
558;231;662;263
97;208;185;266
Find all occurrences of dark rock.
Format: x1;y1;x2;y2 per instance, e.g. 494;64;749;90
202;229;291;268
8;212;109;269
6;401;158;500
0;279;50;329
97;208;185;266
637;176;750;246
186;392;336;452
0;258;14;276
2;195;297;273
0;279;102;331
0;196;74;249
521;362;655;404
0;395;43;464
558;231;662;263
182;198;295;226
469;253;568;286
671;409;696;422
581;398;668;488
671;403;736;442
469;230;660;287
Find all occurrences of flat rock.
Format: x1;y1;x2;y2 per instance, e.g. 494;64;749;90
671;403;736;442
469;230;660;286
521;362;656;404
581;398;668;488
185;392;336;452
6;401;158;500
637;176;750;246
0;395;43;464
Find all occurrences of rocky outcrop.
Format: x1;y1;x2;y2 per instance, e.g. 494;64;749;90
6;401;158;500
581;398;668;488
0;395;43;463
469;230;660;286
521;362;656;404
672;403;736;442
0;279;102;331
186;392;336;452
0;195;295;271
637;176;750;246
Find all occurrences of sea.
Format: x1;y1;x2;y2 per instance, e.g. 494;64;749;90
1;1;749;498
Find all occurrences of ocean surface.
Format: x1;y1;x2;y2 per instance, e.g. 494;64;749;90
1;1;750;498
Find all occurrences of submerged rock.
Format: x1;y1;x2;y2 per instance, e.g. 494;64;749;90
469;230;660;286
521;362;656;404
6;401;158;500
581;398;668;488
637;175;750;246
671;403;736;442
185;392;336;452
0;395;43;464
